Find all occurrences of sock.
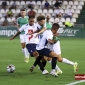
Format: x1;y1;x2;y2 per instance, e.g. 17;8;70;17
42;61;47;68
62;58;74;66
26;48;30;57
38;61;44;71
22;49;24;54
48;60;61;71
48;60;51;63
55;65;61;71
33;56;42;67
52;57;57;70
23;48;29;58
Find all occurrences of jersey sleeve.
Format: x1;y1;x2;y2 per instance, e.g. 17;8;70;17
46;31;53;40
19;25;25;32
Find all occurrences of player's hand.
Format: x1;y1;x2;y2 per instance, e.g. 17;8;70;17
10;37;14;41
35;33;39;38
54;40;57;44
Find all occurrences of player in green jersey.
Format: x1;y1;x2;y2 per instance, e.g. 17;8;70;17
15;9;29;63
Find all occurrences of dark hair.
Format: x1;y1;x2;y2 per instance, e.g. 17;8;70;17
29;16;35;19
20;8;26;11
52;23;59;30
37;15;45;21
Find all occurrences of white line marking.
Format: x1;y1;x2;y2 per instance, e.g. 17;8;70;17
65;80;85;85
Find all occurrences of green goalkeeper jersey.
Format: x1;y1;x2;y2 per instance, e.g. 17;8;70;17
17;16;28;34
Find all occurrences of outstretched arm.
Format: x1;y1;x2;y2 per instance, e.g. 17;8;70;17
10;31;21;40
37;27;47;35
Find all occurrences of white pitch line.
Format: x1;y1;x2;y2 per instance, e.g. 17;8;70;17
65;80;85;85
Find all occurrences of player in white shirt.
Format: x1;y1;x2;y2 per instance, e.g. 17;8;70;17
26;15;62;75
30;23;60;77
47;36;78;73
27;15;47;37
10;16;49;74
36;15;62;74
10;16;39;56
36;15;78;73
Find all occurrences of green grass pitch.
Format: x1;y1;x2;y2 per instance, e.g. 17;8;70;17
0;37;85;85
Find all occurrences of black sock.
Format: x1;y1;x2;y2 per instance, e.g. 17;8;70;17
38;61;44;72
42;61;47;68
52;57;57;70
33;56;42;67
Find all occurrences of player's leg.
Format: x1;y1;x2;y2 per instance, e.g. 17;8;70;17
26;44;48;74
20;34;29;63
39;48;58;76
53;41;78;72
41;56;62;75
46;41;62;75
47;57;62;75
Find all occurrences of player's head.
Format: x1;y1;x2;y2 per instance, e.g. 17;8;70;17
51;23;59;34
20;8;26;17
29;16;35;26
37;15;45;26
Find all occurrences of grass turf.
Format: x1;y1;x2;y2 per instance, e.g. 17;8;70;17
0;37;85;85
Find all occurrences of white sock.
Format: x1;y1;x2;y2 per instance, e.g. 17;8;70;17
23;48;29;58
26;48;30;57
22;49;24;54
48;60;51;63
48;60;61;71
55;65;61;71
62;58;74;66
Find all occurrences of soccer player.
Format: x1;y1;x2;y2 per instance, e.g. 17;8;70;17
27;15;62;74
14;9;29;63
27;15;47;37
10;16;48;74
30;23;60;77
37;15;77;73
47;36;78;73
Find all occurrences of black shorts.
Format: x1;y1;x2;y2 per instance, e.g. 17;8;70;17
37;48;52;57
26;44;37;56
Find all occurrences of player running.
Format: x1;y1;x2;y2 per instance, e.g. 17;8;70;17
39;15;78;74
29;23;60;77
26;15;62;74
10;16;49;74
14;8;29;63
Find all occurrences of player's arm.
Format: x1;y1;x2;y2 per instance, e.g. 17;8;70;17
37;27;47;35
13;18;20;30
34;27;47;37
48;39;56;44
13;22;20;30
10;25;24;40
47;33;56;44
10;31;21;40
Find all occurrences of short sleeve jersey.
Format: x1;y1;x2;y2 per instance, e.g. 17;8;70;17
36;30;53;50
19;24;39;44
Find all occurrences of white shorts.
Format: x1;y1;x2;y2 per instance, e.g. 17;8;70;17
53;41;61;55
46;41;61;55
19;34;26;43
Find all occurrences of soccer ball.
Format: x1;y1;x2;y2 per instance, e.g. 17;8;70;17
7;64;15;73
